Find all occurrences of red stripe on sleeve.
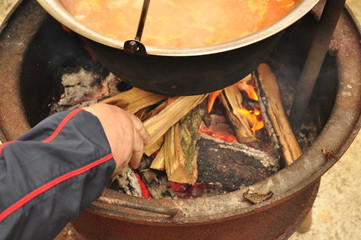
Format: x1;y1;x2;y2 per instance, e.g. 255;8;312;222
43;108;85;143
0;141;18;157
0;153;114;222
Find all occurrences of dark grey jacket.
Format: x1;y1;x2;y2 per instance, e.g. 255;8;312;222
0;109;115;239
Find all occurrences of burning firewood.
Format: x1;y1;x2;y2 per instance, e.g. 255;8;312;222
219;84;258;142
257;63;302;165
100;87;167;114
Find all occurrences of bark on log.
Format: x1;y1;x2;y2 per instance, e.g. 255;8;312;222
154;103;206;184
197;133;279;191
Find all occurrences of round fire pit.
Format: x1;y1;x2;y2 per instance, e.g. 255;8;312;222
0;1;361;240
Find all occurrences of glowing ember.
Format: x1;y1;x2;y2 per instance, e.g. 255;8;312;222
169;182;223;199
198;122;238;143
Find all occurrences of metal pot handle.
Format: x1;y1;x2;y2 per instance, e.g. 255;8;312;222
124;0;150;55
97;196;180;217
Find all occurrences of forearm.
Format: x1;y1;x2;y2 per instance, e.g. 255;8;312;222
0;109;115;240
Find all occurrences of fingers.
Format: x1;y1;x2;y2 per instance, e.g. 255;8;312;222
129;127;145;169
124;111;151;145
129;150;144;169
124;111;150;169
84;103;150;171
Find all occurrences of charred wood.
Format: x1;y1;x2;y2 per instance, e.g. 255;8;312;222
197;133;279;191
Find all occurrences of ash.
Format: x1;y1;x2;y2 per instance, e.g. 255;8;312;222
109;168;142;197
49;68;120;114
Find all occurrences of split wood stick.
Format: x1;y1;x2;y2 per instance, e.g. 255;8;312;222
164;125;190;183
139;97;177;121
257;63;302;165
144;135;164;157
100;87;167;114
219;84;257;143
163;124;198;184
143;94;208;154
149;138;165;170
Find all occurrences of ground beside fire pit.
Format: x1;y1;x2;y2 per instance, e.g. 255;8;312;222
289;1;361;239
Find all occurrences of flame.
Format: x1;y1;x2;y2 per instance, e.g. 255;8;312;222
205;78;264;141
207;89;223;113
236;81;259;101
238;107;264;133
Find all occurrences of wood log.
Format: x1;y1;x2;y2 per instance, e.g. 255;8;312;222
219;84;257;143
100;87;167;114
157;103;205;184
164;124;195;184
197;133;279;191
143;94;208;155
257;63;302;165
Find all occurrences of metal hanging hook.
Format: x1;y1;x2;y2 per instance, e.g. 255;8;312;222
124;0;151;55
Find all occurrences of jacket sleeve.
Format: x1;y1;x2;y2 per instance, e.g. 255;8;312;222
0;108;116;240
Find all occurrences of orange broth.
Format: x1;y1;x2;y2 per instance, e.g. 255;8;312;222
60;0;299;48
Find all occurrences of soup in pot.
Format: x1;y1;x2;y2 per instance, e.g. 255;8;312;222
60;0;299;48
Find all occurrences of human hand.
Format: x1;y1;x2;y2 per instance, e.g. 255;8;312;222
84;103;150;177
